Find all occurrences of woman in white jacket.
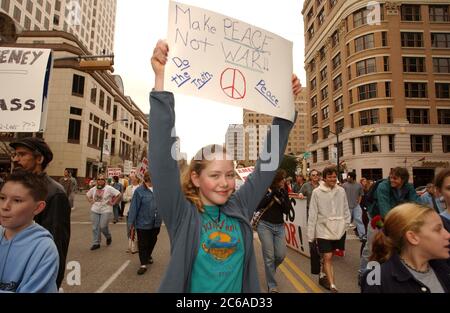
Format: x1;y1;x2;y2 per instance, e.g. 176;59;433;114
123;173;141;253
307;166;351;292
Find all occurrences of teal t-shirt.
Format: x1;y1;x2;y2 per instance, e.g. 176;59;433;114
190;205;244;293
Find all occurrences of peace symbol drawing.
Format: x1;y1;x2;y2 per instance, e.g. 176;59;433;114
220;68;247;100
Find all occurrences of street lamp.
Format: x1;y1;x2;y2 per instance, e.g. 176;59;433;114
312;126;341;180
99;118;128;173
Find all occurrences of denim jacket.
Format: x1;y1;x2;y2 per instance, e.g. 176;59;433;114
127;185;162;230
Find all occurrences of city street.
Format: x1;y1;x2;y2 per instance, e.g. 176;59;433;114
62;193;362;293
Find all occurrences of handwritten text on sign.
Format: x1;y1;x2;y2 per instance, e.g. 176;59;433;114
0;48;52;132
166;1;294;121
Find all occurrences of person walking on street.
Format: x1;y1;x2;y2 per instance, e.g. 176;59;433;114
59;169;74;209
308;166;351;293
112;176;123;223
255;169;293;293
9;137;71;289
127;172;161;275
86;174;121;250
123;173;141;254
148;39;301;293
342;172;366;241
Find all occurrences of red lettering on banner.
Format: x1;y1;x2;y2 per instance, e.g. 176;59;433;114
284;222;298;248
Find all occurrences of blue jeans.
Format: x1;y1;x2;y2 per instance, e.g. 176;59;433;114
257;220;286;290
91;212;112;245
351;204;366;240
113;204;120;221
359;223;377;274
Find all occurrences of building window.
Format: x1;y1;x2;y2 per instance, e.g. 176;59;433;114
99;90;105;110
337;142;344;158
1;0;10;11
335;119;344;134
320;67;328;81
311;96;318;109
411;135;432;152
385;82;391;97
356;58;376;76
307;8;314;23
389;135;395;152
334;96;343;113
351;138;355;155
384;56;390;71
70;107;82;116
404;82;427;98
323;126;330;139
361;136;381;153
349;89;353;104
310;59;316;72
106;97;112;115
443;136;450;153
68;119;81;143
382;32;388;46
321;86;329;101
355;34;374;52
431;33;450;48
332;53;341;70
318;9;325;26
319;46;326;61
312;150;318;163
331;31;339;47
353;8;370;27
347;65;352;80
329;0;337;9
322;106;330;120
436;84;450;99
407;109;429;124
308;26;315;40
433;58;450;73
387;108;393;123
311;78;317;91
350;113;355;128
72;74;85;97
403;57;426;72
312;132;318;144
438;109;450;124
401;5;421;21
401;32;424;47
323;147;329;160
358;83;377;101
90;87;96;104
346;43;350;57
361;168;383;181
429;5;449;22
333;75;342;91
360;109;379;126
312;113;318;126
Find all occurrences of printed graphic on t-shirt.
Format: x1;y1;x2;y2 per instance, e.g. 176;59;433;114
202;230;239;261
94;189;105;202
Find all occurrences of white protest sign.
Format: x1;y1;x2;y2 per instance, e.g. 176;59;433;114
123;160;133;175
0;48;52;132
236;166;254;182
136;158;149;180
165;1;294;121
103;139;111;156
107;168;122;178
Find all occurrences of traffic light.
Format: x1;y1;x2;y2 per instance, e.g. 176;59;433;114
79;59;114;72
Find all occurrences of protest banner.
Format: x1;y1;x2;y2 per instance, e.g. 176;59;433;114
123;160;133;175
0;48;52;132
107;168;122;178
136;158;149;180
165;1;294;121
235;166;254;182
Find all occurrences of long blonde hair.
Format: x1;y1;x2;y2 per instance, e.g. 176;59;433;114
181;144;231;212
370;203;435;263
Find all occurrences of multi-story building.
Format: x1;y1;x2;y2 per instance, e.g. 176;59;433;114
303;0;450;186
0;31;148;186
0;0;116;55
242;88;308;165
225;124;245;162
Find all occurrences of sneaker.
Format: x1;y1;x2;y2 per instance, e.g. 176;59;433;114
106;238;112;246
268;287;279;293
137;266;147;275
90;244;100;251
149;256;153;264
319;276;331;290
330;284;339;293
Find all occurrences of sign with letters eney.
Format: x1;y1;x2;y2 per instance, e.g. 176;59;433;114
0;48;53;132
166;1;295;121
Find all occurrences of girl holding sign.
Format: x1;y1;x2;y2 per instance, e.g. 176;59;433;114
149;40;301;292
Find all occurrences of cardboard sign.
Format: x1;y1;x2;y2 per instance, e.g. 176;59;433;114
0;48;52;132
136;158;149;180
235;166;255;182
284;195;309;257
103;139;111;156
123;160;133;175
165;1;294;121
107;168;122;178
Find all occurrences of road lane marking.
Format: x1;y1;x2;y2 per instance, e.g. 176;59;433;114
284;257;322;293
95;260;130;293
279;264;307;293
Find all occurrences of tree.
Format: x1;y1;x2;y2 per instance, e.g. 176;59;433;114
279;154;298;179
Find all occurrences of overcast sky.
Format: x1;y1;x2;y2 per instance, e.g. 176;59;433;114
114;0;306;159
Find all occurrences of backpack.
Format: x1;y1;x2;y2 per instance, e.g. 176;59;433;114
365;179;387;217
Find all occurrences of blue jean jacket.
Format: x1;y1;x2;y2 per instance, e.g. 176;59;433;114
127;185;162;230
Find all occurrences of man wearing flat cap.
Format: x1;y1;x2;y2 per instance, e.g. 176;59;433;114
10;137;71;290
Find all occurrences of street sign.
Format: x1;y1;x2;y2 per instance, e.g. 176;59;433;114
303;152;311;159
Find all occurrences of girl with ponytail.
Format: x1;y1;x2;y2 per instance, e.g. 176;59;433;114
362;203;450;293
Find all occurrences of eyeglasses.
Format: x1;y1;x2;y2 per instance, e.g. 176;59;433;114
97;178;105;181
10;151;33;159
311;173;319;177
